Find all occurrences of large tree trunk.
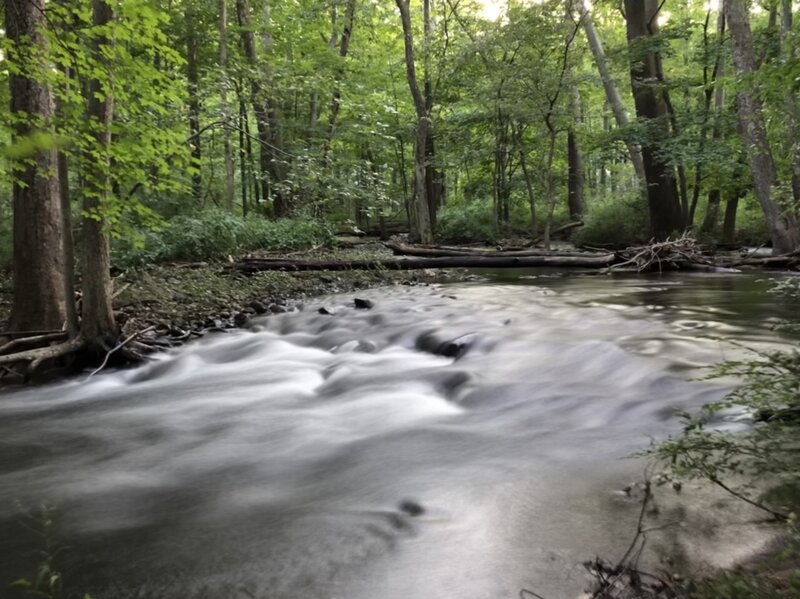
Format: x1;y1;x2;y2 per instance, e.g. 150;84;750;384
579;0;646;186
81;0;117;347
5;0;67;334
567;85;585;220
422;0;442;232
220;0;236;212
624;0;685;240
780;0;800;206
396;0;433;244
725;0;800;254
186;6;203;206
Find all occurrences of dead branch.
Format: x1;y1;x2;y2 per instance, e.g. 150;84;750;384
86;325;156;379
611;235;711;272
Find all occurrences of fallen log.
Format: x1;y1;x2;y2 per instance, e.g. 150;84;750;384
722;255;800;268
385;240;598;259
233;254;617;274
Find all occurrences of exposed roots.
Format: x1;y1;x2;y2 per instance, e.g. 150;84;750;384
0;335;87;373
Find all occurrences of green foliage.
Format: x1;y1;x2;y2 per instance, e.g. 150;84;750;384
573;191;649;247
732;197;772;247
647;278;800;525
689;562;800;599
113;211;334;267
8;504;91;599
436;201;498;243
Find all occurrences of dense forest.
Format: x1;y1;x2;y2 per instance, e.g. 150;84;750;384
1;0;799;354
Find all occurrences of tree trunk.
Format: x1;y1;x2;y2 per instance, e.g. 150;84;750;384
235;0;286;217
780;0;800;205
624;0;685;240
396;0;433;244
186;6;203;205
5;0;67;334
220;0;236;212
567;85;585;220
695;10;726;230
422;0;442;232
722;191;740;245
81;0;117;347
579;0;646;186
322;0;357;164
725;0;800;253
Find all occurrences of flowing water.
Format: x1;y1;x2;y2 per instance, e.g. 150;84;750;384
0;271;796;599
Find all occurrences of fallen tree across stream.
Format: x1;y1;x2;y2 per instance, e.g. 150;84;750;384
234;236;800;274
232;253;617;274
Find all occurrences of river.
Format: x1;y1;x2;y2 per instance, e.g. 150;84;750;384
0;271;795;599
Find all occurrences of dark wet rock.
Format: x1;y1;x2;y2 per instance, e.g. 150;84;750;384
416;331;477;359
399;499;425;517
318;306;339;316
269;304;288;314
248;300;268;315
354;298;374;310
233;312;250;327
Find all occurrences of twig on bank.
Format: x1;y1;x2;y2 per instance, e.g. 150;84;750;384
86;325;156;379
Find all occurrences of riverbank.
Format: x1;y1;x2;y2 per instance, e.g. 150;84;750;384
0;244;469;380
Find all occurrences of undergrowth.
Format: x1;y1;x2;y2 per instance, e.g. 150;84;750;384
112;210;334;268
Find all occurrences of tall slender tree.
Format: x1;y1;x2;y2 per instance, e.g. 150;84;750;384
396;0;434;244
725;0;800;254
80;0;118;347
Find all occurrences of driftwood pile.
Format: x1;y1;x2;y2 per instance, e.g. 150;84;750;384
231;236;800;275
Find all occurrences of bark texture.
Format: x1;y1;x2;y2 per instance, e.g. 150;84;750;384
725;0;800;254
81;0;117;346
396;0;434;244
624;0;685;240
5;0;67;333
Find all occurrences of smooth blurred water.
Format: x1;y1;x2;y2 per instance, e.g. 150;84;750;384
0;272;795;599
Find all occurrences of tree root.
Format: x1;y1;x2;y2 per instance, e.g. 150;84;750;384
0;332;68;356
0;336;87;376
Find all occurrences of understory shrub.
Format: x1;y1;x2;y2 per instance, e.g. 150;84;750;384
437;201;498;243
113;210;334;268
573;192;649;247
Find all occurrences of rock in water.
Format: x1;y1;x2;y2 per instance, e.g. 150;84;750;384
354;298;374;310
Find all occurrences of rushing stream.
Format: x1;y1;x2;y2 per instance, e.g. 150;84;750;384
0;271;796;599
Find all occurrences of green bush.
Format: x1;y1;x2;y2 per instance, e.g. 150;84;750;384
113;210;334;268
437;200;498;243
573;192;649;247
732;196;771;247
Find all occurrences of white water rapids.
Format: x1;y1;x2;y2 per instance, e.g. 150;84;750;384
0;272;794;598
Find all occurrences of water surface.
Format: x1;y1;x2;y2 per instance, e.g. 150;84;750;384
0;272;794;599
